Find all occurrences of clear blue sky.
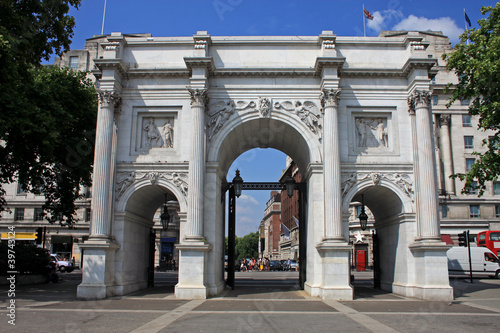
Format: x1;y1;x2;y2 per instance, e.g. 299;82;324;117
64;0;497;236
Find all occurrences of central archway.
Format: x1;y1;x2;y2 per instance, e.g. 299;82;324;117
201;115;322;296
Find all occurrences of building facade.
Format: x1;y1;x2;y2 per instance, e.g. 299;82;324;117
1;29;499;301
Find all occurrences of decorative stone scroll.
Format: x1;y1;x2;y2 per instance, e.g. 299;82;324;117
115;171;189;199
206;98;322;141
341;172;414;201
274;100;322;140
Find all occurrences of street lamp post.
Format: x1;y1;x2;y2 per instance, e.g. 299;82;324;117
160;194;171;231
358;194;368;231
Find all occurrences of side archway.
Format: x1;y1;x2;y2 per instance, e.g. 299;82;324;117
342;176;416;294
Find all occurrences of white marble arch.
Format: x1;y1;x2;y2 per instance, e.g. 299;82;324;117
111;178;186;296
203;112;322;296
342;178;420;297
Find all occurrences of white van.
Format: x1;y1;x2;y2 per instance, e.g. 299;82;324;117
447;246;500;278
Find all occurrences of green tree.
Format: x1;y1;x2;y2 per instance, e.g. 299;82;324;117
443;4;500;195
0;1;97;224
235;232;259;260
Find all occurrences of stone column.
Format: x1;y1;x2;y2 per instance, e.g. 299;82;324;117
408;90;440;240
90;90;121;238
77;90;120;300
186;88;208;242
320;89;343;240
439;115;455;196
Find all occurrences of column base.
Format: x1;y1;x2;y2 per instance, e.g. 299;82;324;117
409;240;453;301
316;239;353;300
77;239;119;299
175;242;212;299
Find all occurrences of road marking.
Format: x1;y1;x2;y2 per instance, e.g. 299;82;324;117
461;301;500;314
130;299;205;333
324;300;401;333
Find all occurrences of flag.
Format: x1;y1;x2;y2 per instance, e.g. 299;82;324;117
282;223;290;240
293;216;299;228
364;8;374;21
464;11;471;27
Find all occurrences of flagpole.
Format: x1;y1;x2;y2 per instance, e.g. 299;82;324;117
101;0;107;35
363;4;366;37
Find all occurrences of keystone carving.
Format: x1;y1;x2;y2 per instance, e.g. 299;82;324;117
115;171;189;199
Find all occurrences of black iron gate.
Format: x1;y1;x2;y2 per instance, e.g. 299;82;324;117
224;181;307;289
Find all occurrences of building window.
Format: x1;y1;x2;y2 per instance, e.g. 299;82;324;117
432;96;438;106
462;114;472;127
69;56;79;69
496;206;500;218
466;158;475;172
470;205;480;218
34;208;44;221
15;208;25;221
16;182;26;194
494;182;500;195
464;136;474;149
460;99;470;106
441;205;448;218
468;181;478;195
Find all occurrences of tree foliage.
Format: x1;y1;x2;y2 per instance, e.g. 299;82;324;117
235;232;259;260
0;0;98;225
443;4;500;195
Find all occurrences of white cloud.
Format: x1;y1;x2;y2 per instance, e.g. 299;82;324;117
392;15;463;43
239;194;259;205
367;9;404;32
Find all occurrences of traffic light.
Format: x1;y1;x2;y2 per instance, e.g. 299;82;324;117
35;227;43;245
458;231;468;247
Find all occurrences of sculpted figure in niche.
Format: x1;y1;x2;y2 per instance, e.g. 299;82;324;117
356;118;368;147
162;121;174;148
355;117;388;148
295;101;321;135
143;118;161;147
371;118;388;148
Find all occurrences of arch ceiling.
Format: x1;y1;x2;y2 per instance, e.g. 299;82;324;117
125;185;178;221
352;186;404;221
213;118;315;178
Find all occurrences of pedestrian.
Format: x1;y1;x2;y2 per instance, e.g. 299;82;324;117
287;258;291;271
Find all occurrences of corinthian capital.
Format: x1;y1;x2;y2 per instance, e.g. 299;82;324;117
188;87;209;109
407;90;432;112
98;90;121;109
440;114;451;127
320;89;340;109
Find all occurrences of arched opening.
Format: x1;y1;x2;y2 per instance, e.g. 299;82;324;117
113;182;185;295
346;180;415;297
206;116;319;296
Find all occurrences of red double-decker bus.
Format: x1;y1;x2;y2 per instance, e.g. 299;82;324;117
477;231;500;256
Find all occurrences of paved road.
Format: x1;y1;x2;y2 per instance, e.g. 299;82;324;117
1;270;499;332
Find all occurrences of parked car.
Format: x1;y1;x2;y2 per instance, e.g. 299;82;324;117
50;254;74;273
269;260;282;271
289;260;298;271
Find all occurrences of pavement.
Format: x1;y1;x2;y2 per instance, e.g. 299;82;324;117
1;270;500;332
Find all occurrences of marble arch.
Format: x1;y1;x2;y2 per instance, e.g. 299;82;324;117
77;31;454;301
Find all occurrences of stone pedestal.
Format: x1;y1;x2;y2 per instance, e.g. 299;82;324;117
409;241;453;301
77;240;119;299
175;242;212;299
315;240;353;300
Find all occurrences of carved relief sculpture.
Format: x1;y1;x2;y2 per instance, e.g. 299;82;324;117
115;171;189;199
206;100;236;141
258;97;271;118
143;118;162;147
355;117;388;148
275;100;322;140
162;121;174;148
